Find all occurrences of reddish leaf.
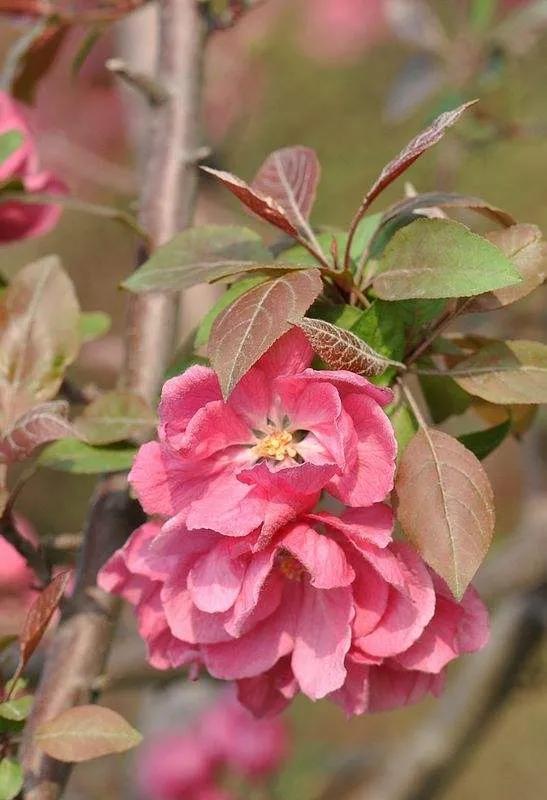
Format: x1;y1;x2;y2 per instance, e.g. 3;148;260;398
296;317;403;377
209;269;322;398
380;191;516;231
9;21;70;105
396;428;495;598
0;401;74;464
251;146;320;230
201;166;299;238
35;705;142;762
469;224;547;311
364;102;476;210
11;571;71;688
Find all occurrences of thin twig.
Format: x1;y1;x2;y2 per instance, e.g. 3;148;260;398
20;2;208;797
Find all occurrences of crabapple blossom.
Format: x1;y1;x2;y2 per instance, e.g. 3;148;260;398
129;329;397;544
99;504;488;717
0;91;65;243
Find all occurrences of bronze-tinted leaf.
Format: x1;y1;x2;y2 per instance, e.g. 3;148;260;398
0;400;74;463
35;705;142;763
469;224;547;311
11;571;70;687
251;146;320;230
296;317;403;377
451;340;547;404
201;166;299;238
74;391;156;445
209;269;322;398
122;225;279;293
362;102;475;211
0;256;80;430
396;428;495;598
380;191;516;231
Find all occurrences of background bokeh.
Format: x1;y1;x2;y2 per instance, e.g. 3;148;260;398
0;2;545;798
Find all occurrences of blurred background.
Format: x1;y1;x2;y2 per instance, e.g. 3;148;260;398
0;1;545;798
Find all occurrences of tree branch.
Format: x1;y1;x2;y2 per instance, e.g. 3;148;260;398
20;3;207;797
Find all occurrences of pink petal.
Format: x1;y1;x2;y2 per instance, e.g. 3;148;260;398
188;539;246;613
237;658;297;718
280;521;354;588
229;366;272;429
331;660;370;716
173;400;253;459
292;584;353;699
159;365;222;446
203;588;297;679
224;547;277;636
356;543;435;657
328;395;396;506
311;503;394;548
298;367;393;406
162;584;232;645
352;562;390;638
368;664;445;712
253;328;313;379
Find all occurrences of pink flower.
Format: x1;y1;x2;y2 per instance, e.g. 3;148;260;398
298;0;387;62
0;515;38;636
99;505;488;717
0;91;65;243
129;329;396;543
136;688;286;800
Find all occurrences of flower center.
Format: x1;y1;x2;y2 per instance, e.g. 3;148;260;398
277;551;307;582
252;429;297;462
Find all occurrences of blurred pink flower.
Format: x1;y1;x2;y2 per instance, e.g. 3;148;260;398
129;329;396;543
298;0;387;62
136;688;287;800
0;515;37;636
99;505;488;716
0;91;65;243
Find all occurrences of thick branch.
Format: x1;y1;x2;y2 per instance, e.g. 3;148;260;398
20;3;207;798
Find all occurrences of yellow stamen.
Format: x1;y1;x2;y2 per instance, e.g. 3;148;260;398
277;551;307;581
252;429;297;462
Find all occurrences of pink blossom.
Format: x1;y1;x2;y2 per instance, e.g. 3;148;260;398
0;91;65;243
298;0;387;62
129;329;396;543
136;688;286;800
99;505;488;717
0;515;37;636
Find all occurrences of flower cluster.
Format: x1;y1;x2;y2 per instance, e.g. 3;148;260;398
99;331;489;716
137;688;287;800
0;91;65;244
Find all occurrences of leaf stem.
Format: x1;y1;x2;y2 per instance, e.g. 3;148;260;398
397;379;427;430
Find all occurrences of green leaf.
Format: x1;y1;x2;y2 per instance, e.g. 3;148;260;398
387;400;418;457
35;705;142;763
450;340;547;404
79;312;111;343
458;419;510;460
38;439;137;474
123;225;275;293
0;758;23;800
419;373;472;423
470;0;498;30
74;392;155;445
350;212;383;261
351;300;406;385
194;276;267;348
0;695;32;722
373;218;521;300
309;302;362;329
0;131;23;166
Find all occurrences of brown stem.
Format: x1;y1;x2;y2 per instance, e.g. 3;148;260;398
19;3;207;798
404;298;471;368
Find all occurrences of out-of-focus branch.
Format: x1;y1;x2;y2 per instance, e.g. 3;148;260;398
20;2;207;798
0;512;50;587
